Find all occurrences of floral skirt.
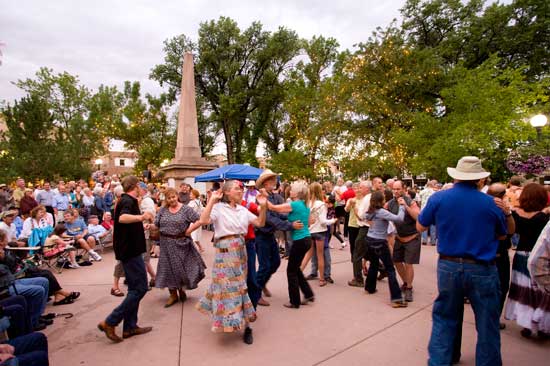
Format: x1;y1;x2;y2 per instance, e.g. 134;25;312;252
505;251;550;332
196;236;256;333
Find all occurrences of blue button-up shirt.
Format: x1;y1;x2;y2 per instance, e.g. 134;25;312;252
53;193;70;210
418;182;507;262
36;190;55;207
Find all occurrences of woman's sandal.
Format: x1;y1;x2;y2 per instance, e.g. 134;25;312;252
68;292;80;301
110;288;125;297
53;296;75;306
319;279;327;287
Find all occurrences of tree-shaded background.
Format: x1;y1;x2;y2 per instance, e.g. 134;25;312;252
1;0;548;182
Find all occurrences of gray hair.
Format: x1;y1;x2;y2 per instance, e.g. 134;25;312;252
291;181;309;201
93;187;103;195
345;181;353;188
113;185;124;198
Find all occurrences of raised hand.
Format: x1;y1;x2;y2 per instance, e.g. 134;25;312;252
256;194;267;206
211;190;223;202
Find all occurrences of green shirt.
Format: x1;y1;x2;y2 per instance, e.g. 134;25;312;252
288;200;310;241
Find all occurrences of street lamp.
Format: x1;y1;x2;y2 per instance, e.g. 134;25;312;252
530;114;548;140
95;158;103;171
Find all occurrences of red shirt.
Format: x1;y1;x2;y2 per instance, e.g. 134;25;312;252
341;189;356;202
102;219;114;230
241;200;258;240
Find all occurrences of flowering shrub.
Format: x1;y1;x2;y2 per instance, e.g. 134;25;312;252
506;151;550;175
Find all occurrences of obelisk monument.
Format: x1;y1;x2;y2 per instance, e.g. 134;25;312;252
161;52;217;186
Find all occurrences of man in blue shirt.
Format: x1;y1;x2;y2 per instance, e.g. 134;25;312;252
53;185;71;223
417;156;513;366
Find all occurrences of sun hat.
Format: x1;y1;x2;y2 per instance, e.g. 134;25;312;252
255;169;278;189
244;180;256;187
447;156;490;181
0;209;18;219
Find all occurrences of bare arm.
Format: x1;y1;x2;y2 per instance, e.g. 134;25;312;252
251;195;268;227
199;190;223;225
267;201;292;213
119;212;151;224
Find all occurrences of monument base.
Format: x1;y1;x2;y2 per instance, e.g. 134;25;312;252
160;159;218;187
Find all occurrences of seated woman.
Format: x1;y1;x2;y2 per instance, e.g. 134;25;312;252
0;230;80;307
19;206;54;247
43;224;79;269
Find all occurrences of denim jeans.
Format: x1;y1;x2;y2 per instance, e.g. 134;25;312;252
106;255;148;331
287;237;314;307
255;232;281;289
310;239;331;279
0;295;31;337
10;277;49;328
6;331;49;366
428;259;501;366
245;239;261;309
364;238;402;302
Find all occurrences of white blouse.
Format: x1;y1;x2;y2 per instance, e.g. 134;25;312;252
210;202;257;239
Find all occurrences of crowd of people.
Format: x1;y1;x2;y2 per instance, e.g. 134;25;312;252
0;155;549;364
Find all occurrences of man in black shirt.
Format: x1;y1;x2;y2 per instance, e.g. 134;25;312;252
98;176;154;343
387;180;420;302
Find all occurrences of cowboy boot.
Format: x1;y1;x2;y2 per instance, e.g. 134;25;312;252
165;289;179;308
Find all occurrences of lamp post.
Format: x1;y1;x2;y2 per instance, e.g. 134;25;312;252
530;114;548;140
95;158;103;172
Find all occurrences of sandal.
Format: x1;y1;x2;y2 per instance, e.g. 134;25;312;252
110;288;125;297
53;296;75;306
68;292;80;300
319;279;327;287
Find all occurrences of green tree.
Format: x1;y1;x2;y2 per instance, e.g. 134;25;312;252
150;17;302;164
0;68;113;181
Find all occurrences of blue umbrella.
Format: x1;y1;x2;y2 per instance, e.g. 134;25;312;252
194;164;264;182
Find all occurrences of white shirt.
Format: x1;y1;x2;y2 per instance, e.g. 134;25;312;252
0;222;17;241
332;185;348;205
356;194;371;227
210;202;257;239
20;214;54;239
87;223;107;240
309;200;333;234
140;196;156;216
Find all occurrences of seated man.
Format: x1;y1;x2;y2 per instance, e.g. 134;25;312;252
0;211;24;248
0;332;49;366
87;215;110;243
63;210;102;261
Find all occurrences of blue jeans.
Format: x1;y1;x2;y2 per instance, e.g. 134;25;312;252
245;239;261;309
106;255;148;331
428;259;501;366
364;238;402;302
0;295;31;337
5;332;49;366
10;278;49;328
310;238;331;278
255;232;281;289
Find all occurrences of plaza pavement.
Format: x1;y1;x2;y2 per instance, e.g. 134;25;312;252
44;231;548;366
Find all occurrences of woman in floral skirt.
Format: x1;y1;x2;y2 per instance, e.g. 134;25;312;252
196;180;267;345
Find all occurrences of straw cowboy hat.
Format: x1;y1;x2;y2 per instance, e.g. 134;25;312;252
447;156;490;181
0;209;18;219
256;169;278;188
244;180;256;187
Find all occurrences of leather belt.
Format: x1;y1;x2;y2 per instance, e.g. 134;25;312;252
161;232;188;239
439;255;495;266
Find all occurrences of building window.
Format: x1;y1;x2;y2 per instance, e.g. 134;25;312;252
119;159;125;166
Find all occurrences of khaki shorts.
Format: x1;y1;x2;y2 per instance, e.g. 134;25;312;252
392;236;421;264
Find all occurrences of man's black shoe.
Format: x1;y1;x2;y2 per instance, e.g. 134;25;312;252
243;327;253;345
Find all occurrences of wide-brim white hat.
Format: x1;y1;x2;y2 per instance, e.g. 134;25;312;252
244;180;256;187
447;156;490;181
256;169;278;188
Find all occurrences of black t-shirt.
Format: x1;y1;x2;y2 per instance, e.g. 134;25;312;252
387;195;418;237
113;193;146;261
513;211;549;252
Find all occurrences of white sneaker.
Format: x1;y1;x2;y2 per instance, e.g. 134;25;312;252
90;251;102;261
68;262;80;269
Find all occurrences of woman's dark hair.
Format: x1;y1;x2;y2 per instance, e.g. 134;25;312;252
519;183;548;212
53;224;67;236
368;191;385;214
408;189;416;200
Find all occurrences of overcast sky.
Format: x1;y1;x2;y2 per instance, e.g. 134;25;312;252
1;0;407;104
